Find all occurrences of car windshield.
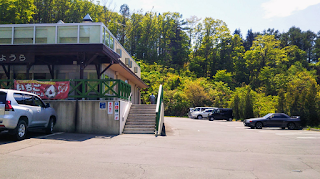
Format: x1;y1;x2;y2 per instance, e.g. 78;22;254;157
193;108;200;112
263;113;273;118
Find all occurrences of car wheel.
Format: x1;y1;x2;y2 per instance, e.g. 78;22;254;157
46;117;54;134
288;122;296;130
209;117;214;121
281;127;285;129
255;122;263;129
228;118;232;121
15;120;27;140
197;115;203;119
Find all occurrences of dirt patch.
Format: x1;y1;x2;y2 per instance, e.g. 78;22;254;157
163;122;174;136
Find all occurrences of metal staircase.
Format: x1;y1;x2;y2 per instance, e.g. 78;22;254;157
123;104;156;134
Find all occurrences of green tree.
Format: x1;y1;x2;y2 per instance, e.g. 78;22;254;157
244;87;254;119
232;92;240;120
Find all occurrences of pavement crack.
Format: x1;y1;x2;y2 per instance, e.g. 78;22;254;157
138;164;146;177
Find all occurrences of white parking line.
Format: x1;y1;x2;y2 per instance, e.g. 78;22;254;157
276;133;320;136
297;137;318;139
36;132;64;139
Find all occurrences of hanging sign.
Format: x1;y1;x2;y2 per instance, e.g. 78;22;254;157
14;80;70;99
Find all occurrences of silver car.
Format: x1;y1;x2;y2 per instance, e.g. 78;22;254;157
190;107;216;119
0;89;57;140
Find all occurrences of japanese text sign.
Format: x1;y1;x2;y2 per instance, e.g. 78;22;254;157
108;102;113;114
0;53;34;63
114;101;119;120
14;80;70;99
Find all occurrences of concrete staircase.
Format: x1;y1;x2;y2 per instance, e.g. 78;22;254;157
123;104;156;134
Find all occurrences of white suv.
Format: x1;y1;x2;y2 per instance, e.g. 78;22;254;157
0;89;57;140
189;107;216;119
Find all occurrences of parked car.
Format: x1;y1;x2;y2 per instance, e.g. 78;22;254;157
208;108;233;121
0;89;57;140
189;107;215;119
195;108;215;119
243;113;301;130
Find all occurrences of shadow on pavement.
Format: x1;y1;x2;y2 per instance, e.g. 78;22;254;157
41;132;117;142
0;131;117;145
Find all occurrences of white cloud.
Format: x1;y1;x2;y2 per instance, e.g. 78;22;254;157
262;0;320;19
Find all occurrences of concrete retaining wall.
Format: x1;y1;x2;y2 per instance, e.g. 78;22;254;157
44;100;129;135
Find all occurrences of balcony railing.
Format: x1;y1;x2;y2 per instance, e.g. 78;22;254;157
0;79;131;100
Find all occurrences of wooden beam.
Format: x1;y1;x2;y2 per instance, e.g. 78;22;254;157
1;65;10;79
47;65;54;79
26;64;33;80
99;62;113;77
78;52;86;79
95;64;101;79
84;53;99;68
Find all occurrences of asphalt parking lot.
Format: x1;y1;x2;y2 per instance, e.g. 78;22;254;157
0;117;320;179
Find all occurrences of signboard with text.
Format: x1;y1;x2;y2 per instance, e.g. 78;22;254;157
14;80;70;99
0;53;34;63
114;101;119;120
108;102;113;114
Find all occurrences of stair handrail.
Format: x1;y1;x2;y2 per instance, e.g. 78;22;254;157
155;84;164;136
121;101;132;134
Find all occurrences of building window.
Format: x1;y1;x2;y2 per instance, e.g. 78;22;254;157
58;26;77;43
0;27;12;44
36;26;56;44
79;25;100;43
14;27;33;44
104;31;110;47
102;27;105;44
14;73;32;80
116;49;122;57
34;73;48;79
110;36;114;49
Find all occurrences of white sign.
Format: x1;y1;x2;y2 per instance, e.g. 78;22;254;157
108;102;113;114
114;101;119;120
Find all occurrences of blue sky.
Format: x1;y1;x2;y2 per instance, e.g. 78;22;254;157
102;0;320;35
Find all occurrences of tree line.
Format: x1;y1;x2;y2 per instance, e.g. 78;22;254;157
1;0;320;127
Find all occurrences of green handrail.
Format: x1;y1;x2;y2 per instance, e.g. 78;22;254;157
0;79;131;100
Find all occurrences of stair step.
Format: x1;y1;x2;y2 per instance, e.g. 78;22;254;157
130;109;156;113
125;125;154;128
123;104;157;134
124;128;155;131
123;131;154;134
128;113;156;116
127;116;156;120
126;121;155;124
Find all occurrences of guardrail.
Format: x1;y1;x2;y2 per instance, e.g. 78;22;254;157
0;79;131;100
155;84;165;136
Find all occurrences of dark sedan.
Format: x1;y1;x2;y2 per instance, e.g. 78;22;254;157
243;113;301;130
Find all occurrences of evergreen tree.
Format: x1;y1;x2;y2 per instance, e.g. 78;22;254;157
244;87;254;119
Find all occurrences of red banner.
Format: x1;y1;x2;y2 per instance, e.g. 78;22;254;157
14;80;70;100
